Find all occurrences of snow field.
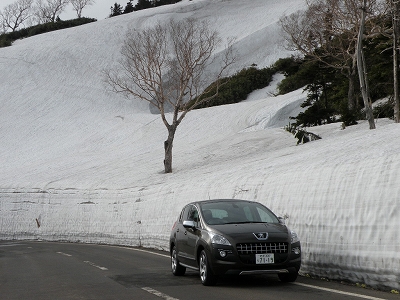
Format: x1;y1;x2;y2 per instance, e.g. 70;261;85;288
0;0;399;291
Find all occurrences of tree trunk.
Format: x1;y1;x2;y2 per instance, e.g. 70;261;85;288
393;0;400;123
348;66;357;111
357;1;375;129
164;126;176;173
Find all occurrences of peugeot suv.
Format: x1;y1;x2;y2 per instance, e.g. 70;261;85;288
169;199;301;286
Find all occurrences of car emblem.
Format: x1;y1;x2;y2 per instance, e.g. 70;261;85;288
253;232;268;240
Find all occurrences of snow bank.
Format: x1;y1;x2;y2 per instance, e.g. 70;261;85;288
0;0;399;291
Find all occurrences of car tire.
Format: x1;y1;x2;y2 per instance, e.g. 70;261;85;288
171;246;186;276
199;250;218;286
278;271;298;282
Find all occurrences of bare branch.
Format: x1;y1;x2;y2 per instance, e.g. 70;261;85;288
34;0;69;23
280;0;385;111
105;18;236;173
0;0;33;32
70;0;95;18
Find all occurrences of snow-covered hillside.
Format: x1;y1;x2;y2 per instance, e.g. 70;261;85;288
0;0;399;291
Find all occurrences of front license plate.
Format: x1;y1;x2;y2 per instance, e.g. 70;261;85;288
256;253;274;264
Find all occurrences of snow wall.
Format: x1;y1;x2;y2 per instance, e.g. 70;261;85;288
1;133;400;292
0;0;399;292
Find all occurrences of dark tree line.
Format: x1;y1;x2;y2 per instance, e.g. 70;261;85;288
279;0;400;128
109;0;181;17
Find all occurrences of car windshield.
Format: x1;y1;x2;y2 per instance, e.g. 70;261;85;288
200;201;279;225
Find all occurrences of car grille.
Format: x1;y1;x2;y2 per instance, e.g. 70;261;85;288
236;242;288;255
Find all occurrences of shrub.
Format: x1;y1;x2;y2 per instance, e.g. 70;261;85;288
373;99;394;119
188;66;275;109
0;37;12;47
0;18;97;48
285;123;322;145
273;56;303;76
275;57;319;95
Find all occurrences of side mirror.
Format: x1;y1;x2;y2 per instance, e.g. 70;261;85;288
278;217;286;225
183;220;196;229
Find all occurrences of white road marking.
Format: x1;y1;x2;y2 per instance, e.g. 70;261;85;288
109;245;170;259
107;244;389;300
129;247;170;258
142;287;179;300
56;251;72;257
0;243;26;247
83;261;108;271
57;251;109;271
294;282;387;300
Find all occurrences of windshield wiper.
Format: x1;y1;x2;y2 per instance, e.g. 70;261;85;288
224;221;266;224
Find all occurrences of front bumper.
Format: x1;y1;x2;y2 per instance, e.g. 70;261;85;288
208;242;301;276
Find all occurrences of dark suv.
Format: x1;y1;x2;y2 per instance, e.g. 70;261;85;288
170;199;301;286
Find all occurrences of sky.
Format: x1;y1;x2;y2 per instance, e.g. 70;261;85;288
0;0;399;292
0;0;117;20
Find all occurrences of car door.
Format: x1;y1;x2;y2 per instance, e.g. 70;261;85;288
175;205;190;264
177;204;201;266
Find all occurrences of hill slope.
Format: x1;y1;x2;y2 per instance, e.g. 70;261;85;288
0;0;304;188
0;0;399;291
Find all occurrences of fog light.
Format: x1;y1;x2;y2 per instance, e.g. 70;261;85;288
219;250;227;258
292;247;301;255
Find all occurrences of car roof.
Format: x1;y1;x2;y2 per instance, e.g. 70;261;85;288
191;199;255;205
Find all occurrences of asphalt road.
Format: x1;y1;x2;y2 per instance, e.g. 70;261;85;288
0;241;397;300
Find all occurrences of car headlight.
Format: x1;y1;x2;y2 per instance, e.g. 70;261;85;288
209;232;231;246
290;230;300;244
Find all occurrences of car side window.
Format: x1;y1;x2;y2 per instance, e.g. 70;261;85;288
178;207;186;223
256;207;275;223
186;205;200;228
180;206;188;222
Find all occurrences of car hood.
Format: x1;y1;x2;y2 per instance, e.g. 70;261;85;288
210;223;289;243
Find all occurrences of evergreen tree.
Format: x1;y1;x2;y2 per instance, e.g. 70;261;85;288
123;0;134;14
154;0;170;6
110;3;123;17
133;0;153;11
154;0;182;5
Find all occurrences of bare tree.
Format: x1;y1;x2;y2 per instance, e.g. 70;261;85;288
356;0;375;129
34;0;69;23
106;18;235;173
0;0;33;32
391;0;400;122
280;0;381;121
367;0;400;123
70;0;95;18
